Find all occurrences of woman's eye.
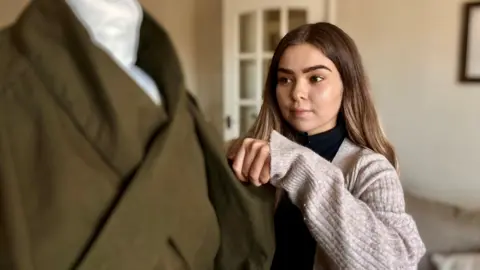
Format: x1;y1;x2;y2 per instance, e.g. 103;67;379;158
310;75;323;83
278;77;292;85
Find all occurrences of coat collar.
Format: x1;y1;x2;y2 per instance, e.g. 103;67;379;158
11;0;182;116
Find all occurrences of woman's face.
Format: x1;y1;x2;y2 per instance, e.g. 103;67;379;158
275;43;344;135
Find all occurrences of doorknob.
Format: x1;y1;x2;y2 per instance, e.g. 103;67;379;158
226;115;232;128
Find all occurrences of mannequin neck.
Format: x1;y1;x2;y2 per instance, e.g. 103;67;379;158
65;0;143;68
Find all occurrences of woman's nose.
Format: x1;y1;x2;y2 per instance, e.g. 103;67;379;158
291;81;308;101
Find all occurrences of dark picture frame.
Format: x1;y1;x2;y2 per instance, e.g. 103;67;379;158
459;2;480;82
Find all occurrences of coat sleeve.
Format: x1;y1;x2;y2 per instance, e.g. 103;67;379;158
269;131;426;269
187;98;277;270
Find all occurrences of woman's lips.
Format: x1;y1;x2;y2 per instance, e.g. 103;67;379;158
291;109;312;118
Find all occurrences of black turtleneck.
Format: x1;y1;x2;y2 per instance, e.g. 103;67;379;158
271;120;347;270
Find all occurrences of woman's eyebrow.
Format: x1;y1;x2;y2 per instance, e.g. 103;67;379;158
278;65;332;74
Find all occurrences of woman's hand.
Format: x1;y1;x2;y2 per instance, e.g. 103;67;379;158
230;138;271;186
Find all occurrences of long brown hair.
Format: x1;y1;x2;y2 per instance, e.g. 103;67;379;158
228;22;398;170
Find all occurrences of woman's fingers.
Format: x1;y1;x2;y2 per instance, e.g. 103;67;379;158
259;155;271;185
249;144;270;186
232;141;247;181
241;138;256;178
231;138;271;186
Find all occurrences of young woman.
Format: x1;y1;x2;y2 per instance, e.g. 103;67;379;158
228;22;426;269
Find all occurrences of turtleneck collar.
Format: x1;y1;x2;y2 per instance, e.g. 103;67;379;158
298;118;347;162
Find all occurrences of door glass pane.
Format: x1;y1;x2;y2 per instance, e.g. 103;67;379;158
288;9;307;31
240;106;258;135
263;9;280;52
240;12;256;53
240;60;257;99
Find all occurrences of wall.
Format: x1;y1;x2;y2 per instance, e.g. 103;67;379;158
336;0;480;209
0;0;29;27
194;0;224;131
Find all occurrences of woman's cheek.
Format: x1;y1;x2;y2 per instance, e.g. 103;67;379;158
312;84;332;100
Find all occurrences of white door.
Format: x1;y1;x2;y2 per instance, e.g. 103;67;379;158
222;0;336;141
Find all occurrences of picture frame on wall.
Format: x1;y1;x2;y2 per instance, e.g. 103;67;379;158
459;1;480;82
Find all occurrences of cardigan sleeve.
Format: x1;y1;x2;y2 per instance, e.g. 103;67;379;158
269;131;426;269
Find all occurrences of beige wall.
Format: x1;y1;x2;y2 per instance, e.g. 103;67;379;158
336;0;480;209
194;0;223;131
0;0;28;26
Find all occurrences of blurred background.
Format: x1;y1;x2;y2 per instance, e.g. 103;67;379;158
2;1;480;267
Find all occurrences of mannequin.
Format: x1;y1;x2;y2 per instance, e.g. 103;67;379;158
66;0;162;104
